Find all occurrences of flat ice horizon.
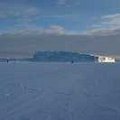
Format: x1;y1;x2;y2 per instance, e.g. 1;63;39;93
0;62;120;120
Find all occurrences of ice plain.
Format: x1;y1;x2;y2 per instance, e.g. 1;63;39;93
0;62;120;120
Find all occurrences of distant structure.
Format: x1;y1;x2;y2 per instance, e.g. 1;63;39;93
97;56;116;63
6;59;9;63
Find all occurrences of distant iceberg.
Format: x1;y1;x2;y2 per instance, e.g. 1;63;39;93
30;51;98;62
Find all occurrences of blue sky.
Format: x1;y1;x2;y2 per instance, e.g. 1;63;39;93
0;0;120;35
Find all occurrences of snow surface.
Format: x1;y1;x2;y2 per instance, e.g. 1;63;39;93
0;62;120;120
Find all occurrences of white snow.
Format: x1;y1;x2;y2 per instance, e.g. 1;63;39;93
0;62;120;120
98;56;116;63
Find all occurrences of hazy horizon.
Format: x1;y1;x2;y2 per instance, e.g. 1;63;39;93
0;34;120;58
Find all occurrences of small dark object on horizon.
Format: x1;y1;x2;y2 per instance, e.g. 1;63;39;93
7;59;9;63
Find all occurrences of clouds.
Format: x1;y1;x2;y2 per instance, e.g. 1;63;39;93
0;5;41;32
0;0;120;36
56;0;80;7
57;0;68;5
1;25;66;35
84;13;120;36
42;25;65;34
0;2;73;35
0;6;120;36
102;14;120;28
0;6;39;20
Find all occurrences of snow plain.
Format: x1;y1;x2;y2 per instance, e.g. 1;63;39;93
0;62;120;120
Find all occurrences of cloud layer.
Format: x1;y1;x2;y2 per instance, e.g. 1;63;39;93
0;1;120;36
85;13;120;36
0;25;66;35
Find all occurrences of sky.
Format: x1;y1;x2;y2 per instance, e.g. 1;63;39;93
0;0;120;35
0;0;120;57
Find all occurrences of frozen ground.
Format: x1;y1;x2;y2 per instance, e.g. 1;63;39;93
0;62;120;120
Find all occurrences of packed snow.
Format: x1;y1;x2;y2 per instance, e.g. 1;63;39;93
0;62;120;120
